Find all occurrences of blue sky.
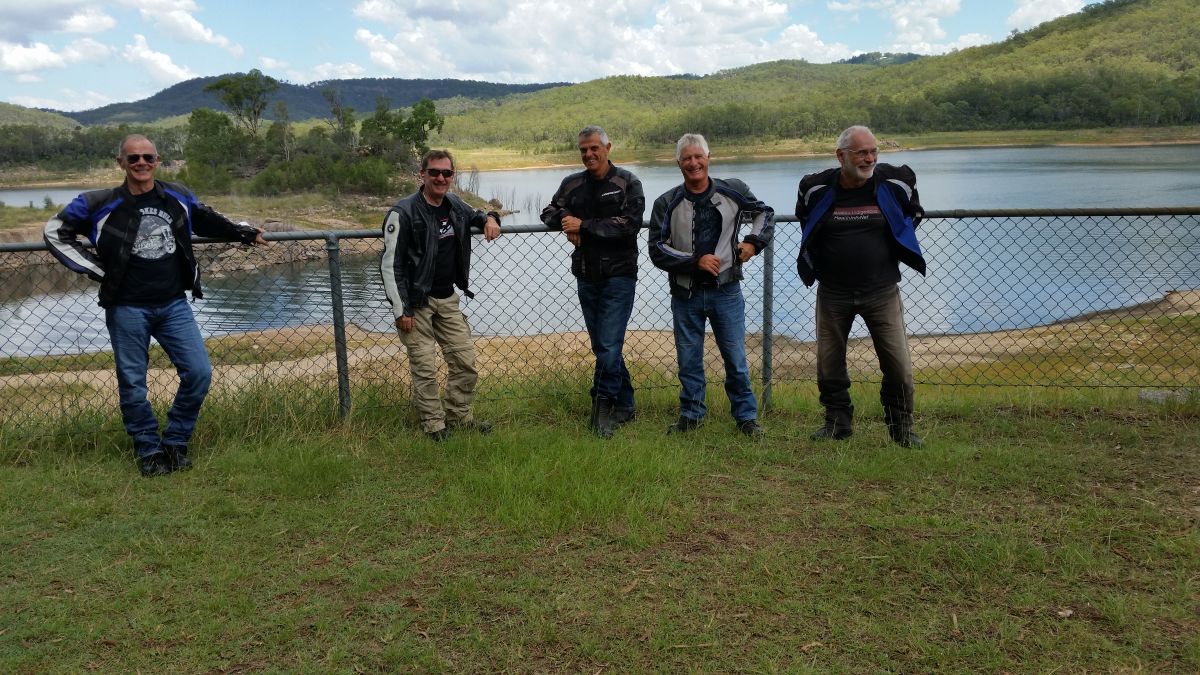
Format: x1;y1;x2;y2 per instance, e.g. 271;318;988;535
0;0;1091;112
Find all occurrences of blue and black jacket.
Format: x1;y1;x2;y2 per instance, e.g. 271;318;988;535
794;163;925;287
44;180;260;307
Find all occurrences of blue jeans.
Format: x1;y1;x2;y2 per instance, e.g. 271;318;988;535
577;276;636;411
106;298;213;459
815;283;914;421
671;282;757;423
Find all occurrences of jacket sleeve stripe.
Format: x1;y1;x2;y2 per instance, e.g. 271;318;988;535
43;215;104;279
379;210;405;319
885;178;913;200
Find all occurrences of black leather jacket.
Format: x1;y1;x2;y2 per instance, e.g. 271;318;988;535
44;179;259;307
540;162;645;280
380;189;496;318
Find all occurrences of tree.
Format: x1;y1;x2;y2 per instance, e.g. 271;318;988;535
321;87;357;151
181;108;243;191
359;97;445;165
397;98;444;157
204;69;279;137
264;100;295;162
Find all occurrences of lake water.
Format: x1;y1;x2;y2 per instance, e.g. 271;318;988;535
2;145;1199;357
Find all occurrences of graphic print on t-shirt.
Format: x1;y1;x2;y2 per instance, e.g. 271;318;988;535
114;195;185;305
832;204;882;223
131;206;176;260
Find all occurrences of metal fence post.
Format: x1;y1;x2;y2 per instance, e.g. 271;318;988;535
761;235;774;413
325;233;352;419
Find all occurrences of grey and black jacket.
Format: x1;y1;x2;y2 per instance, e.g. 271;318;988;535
540;162;645;280
43;180;260;307
648;177;774;298
379;189;498;319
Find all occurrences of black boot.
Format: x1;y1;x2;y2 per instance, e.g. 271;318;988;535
810;406;853;441
592;396;617;439
885;407;923;448
163;443;192;471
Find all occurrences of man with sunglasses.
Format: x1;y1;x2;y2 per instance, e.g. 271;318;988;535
381;149;502;441
540;125;645;439
795;125;927;448
44;134;267;477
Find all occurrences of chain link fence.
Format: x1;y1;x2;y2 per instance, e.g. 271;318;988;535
2;209;1198;436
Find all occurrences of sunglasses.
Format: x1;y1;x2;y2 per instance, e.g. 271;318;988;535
125;153;159;164
424;168;455;178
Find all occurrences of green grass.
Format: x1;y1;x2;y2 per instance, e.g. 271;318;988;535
0;203;58;232
1;381;1197;672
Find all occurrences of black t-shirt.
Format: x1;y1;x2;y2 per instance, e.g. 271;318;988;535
113;191;186;306
686;185;722;286
814;178;901;291
429;199;457;299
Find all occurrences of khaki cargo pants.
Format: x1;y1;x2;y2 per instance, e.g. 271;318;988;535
397;293;479;433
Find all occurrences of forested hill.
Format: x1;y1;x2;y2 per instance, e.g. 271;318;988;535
437;0;1200;152
58;77;568;126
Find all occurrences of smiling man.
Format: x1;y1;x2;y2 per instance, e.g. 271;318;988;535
540;125;645;438
649;133;773;438
795;125;928;448
44;134;267;477
380;149;502;442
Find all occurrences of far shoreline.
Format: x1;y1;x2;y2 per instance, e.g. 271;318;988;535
4;126;1200;187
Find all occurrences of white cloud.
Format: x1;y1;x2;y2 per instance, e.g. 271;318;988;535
828;0;986;54
0;37;111;73
309;62;367;81
355;0;507;25
16;73;43;83
11;88;115;111
0;41;68;72
352;0;858;82
1008;0;1085;31
0;1;95;41
120;0;243;56
122;34;197;83
60;8;118;34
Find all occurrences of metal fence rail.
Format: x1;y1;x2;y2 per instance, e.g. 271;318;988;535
2;209;1197;434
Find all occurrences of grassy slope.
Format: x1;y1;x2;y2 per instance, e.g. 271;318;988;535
1;383;1197;671
0;102;80;130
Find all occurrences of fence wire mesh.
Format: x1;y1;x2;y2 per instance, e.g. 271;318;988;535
2;210;1197;437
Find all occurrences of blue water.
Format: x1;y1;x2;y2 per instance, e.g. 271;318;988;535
2;145;1199;357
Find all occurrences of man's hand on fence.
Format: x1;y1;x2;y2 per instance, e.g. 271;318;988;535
396;316;413;333
484;216;501;241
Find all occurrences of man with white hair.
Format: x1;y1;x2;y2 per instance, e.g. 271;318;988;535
649;133;773;437
795;125;927;447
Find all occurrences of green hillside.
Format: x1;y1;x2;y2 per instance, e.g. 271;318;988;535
60;77;567;126
0;102;80;130
437;0;1200;153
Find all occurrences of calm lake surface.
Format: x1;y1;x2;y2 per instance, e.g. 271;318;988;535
3;145;1199;357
